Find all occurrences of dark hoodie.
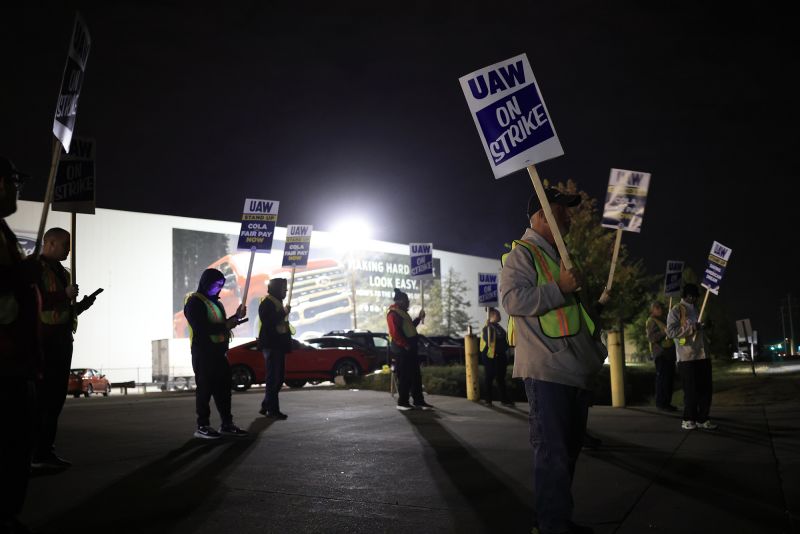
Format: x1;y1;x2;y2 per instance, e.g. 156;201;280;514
183;269;229;354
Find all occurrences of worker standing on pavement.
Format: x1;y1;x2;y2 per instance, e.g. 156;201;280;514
258;277;292;420
387;288;433;411
480;307;512;406
646;301;677;412
32;227;97;470
184;268;248;439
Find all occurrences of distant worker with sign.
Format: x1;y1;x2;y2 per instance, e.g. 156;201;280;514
646;302;677;412
387;288;433;411
500;188;606;534
184;269;248;439
32;227;98;470
258;277;293;420
480;307;512;406
0;156;40;533
666;284;717;431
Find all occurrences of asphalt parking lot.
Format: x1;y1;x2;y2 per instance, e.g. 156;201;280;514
21;387;800;534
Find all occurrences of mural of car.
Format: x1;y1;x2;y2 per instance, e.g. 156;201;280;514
67;368;111;398
226;338;376;391
173;254;353;339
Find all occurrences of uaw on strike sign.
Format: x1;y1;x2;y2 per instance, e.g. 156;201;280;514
53;14;90;153
409;243;434;279
237;198;279;252
460;53;564;178
282;225;313;267
478;273;499;308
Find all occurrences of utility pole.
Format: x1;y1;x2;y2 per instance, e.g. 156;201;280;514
780;306;787;354
788;293;796;356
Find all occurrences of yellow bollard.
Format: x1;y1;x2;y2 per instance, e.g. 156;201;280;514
464;334;480;401
607;331;625;407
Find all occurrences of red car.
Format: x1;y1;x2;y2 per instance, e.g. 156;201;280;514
226;339;376;391
67;368;111;398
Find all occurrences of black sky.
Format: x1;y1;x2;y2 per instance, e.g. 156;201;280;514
2;2;799;343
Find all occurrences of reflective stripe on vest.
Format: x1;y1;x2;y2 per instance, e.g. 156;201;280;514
386;304;417;343
187;293;227;344
646;316;674;353
260;294;295;336
676;304;689;346
480;323;496;358
501;239;595;340
40;262;72;325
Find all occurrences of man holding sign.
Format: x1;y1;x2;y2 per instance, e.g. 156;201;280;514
666;284;717;431
500;189;606;534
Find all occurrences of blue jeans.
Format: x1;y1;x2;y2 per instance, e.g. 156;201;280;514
262;348;286;414
524;378;591;533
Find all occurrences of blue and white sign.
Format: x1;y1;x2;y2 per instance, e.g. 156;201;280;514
282;225;313;267
459;53;564;179
664;260;684;298
237;198;279;252
53;137;95;214
478;272;499;307
602;168;651;233
53;14;91;153
701;241;733;295
409;243;434;279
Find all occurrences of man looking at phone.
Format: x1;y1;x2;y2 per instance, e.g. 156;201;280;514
31;227;97;470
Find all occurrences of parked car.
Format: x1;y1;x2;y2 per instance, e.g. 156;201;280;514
418;335;464;365
304;336;389;371
226;338;377;391
426;335;464;348
323;330;392;363
67;368;111;398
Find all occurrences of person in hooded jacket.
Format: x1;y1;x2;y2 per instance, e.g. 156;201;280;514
183;269;248;439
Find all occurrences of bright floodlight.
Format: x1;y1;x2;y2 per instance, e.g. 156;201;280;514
331;218;372;250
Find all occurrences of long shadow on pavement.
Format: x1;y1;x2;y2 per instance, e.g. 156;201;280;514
39;417;275;534
581;429;791;533
402;410;534;534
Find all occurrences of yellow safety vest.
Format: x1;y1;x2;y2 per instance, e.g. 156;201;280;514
501;240;595;345
260;294;295;335
186;292;228;344
386;305;417;343
39;261;72;326
480;323;497;358
676;304;690;346
646;316;674;353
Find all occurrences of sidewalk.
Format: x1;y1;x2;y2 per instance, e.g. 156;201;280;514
21;389;799;533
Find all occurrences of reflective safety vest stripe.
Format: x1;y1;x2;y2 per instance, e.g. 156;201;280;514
646;316;674;353
386;305;417;343
501;240;595;343
187;293;227;344
480;324;496;358
39;263;72;325
676;304;689;346
260;294;295;336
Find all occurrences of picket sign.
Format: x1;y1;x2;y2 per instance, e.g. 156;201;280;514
287;266;297;307
527;165;574;270
605;228;623;291
240;247;257;317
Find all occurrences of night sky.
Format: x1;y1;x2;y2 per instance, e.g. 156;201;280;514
2;3;798;343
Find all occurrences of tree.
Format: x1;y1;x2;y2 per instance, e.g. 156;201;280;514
552;180;654;332
172;229;230;313
421;267;472;336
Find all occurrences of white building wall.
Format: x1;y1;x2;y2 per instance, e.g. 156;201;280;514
8;201;501;382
